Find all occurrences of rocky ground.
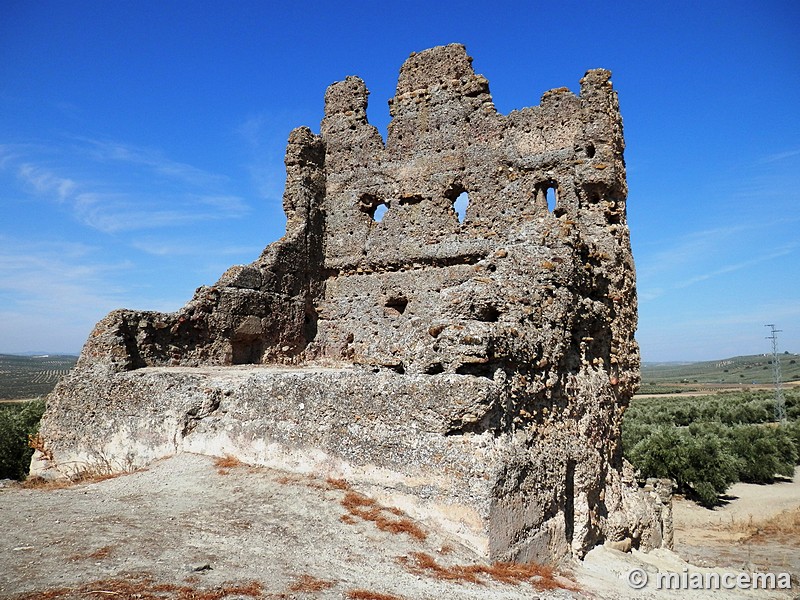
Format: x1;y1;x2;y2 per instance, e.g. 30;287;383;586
1;454;797;599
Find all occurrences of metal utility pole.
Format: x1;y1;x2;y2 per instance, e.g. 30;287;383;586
765;324;786;423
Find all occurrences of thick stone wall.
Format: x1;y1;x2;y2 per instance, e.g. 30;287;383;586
32;44;668;562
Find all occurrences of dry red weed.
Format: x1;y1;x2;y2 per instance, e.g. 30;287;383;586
10;574;265;600
21;476;73;490
28;433;53;461
326;476;350;490
288;574;336;593
339;491;427;541
69;545;113;562
214;454;245;474
398;551;579;592
21;469;125;490
741;506;800;544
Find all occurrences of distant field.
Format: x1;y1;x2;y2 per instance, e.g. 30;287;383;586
0;354;78;400
640;353;800;394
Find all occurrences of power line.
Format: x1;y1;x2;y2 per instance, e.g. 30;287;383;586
765;324;786;423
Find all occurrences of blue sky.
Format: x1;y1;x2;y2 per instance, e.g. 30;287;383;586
1;1;798;361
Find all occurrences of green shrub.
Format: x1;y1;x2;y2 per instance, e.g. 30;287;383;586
622;389;800;506
783;420;800;465
0;398;46;480
627;425;739;507
725;424;796;483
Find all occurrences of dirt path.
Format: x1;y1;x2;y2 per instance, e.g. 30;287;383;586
673;468;800;576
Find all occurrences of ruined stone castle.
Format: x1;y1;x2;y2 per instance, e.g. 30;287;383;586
33;44;671;562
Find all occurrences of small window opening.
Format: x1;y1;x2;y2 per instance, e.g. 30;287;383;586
545;187;557;213
586;143;596;158
453;191;469;223
373;204;388;222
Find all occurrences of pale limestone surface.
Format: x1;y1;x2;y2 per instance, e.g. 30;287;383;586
5;455;789;599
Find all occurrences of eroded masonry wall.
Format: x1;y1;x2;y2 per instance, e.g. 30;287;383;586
36;44;664;562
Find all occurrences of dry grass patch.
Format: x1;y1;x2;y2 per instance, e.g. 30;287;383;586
69;545;113;562
345;589;405;600
340;490;427;542
214;454;246;474
274;472;329;490
398;551;579;592
20;476;74;490
21;468;130;490
437;544;454;555
326;476;350;490
288;574;336;593
10;573;265;600
738;506;800;543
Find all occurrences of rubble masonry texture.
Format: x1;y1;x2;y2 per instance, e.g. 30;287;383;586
34;44;671;562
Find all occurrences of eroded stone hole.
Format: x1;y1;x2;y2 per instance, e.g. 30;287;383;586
586;143;596;158
425;362;444;375
536;182;559;214
455;362;495;379
231;341;263;365
359;193;388;222
565;459;576;545
384;296;408;316
453;191;469;223
475;304;500;322
399;195;422;206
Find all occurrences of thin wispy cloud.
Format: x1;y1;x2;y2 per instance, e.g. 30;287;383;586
0;235;198;352
236;114;268;149
16;163;76;201
78;137;227;187
758;149;800;164
130;238;259;257
72;192;250;233
0;140;251;233
674;245;796;289
0;237;131;314
680;302;800;329
637;224;751;278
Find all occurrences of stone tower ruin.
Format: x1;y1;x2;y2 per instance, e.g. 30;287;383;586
33;44;670;562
